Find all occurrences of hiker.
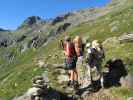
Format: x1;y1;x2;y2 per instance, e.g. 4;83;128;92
61;36;78;88
86;40;105;87
73;36;84;85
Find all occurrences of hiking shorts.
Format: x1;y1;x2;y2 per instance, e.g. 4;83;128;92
65;56;77;70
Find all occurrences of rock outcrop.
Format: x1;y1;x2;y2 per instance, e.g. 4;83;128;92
19;16;45;28
13;76;61;100
118;33;133;43
0;35;13;47
102;33;133;47
28;35;47;48
56;23;71;34
52;13;73;25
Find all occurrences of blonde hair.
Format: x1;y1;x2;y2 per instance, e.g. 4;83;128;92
73;36;82;46
92;40;102;51
92;40;99;47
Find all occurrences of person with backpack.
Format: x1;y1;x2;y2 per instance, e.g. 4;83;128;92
86;40;105;88
73;36;85;86
61;36;78;88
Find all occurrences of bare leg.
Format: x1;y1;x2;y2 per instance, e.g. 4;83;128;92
72;68;77;81
68;70;71;80
70;70;74;81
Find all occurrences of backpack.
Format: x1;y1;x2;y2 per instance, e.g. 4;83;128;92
64;42;76;57
88;47;105;62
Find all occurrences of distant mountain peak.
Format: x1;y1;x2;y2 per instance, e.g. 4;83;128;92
19;16;45;28
0;28;9;32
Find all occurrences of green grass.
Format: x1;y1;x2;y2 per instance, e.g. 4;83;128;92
111;87;133;100
0;48;45;99
0;1;133;99
105;42;133;72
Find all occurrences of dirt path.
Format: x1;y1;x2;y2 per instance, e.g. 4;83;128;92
46;64;121;100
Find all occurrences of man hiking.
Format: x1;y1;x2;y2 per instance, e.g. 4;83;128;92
61;36;78;88
86;40;105;88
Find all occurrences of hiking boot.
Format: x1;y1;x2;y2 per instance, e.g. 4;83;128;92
73;81;79;89
67;80;71;86
67;80;74;87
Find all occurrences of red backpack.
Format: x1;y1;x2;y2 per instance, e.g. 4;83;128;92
64;42;76;57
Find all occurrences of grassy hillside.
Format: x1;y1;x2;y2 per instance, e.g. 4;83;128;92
0;0;133;99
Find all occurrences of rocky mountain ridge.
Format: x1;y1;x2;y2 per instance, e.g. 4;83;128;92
0;0;133;99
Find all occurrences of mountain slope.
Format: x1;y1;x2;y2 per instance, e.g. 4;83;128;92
0;0;133;99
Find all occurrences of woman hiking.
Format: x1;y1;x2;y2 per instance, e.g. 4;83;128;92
73;36;84;85
86;40;105;88
61;36;78;88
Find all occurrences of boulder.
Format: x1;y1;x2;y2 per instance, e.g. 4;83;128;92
110;26;119;32
120;74;133;90
118;33;133;43
127;97;133;100
20;43;29;53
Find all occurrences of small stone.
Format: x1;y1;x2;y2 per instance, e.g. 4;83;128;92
127;97;133;100
57;75;69;84
37;60;45;68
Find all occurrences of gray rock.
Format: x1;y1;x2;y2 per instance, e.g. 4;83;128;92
127;97;133;100
28;35;47;48
0;35;13;47
110;26;119;32
120;74;133;90
102;33;133;47
21;43;29;53
118;33;133;43
57;75;69;84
